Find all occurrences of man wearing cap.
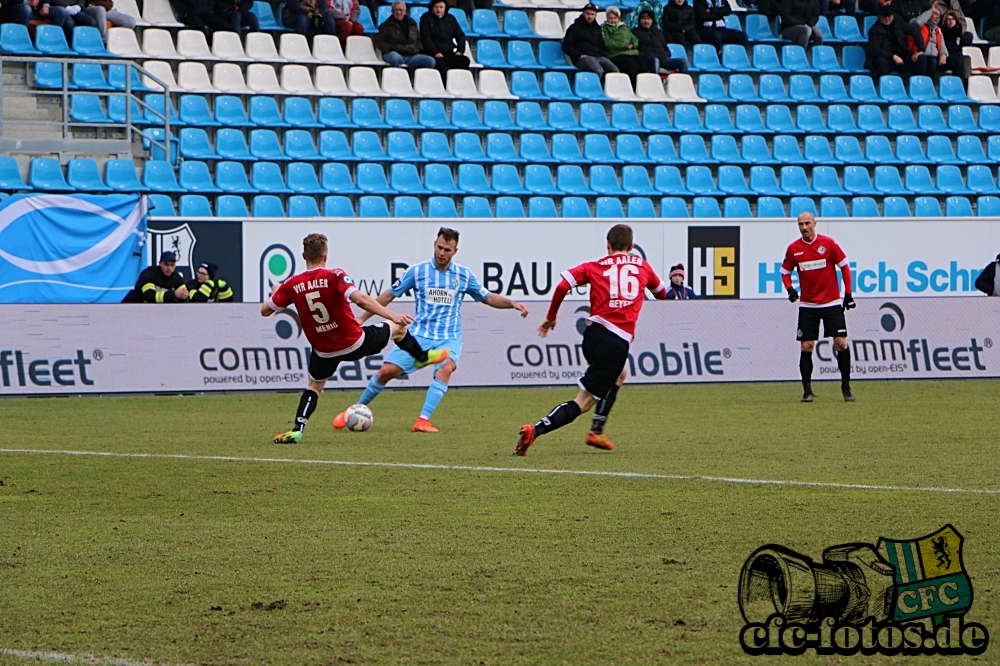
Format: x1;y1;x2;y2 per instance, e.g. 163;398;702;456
634;8;689;73
865;4;925;77
121;252;189;303
420;0;471;73
562;3;620;79
186;263;235;303
665;264;698;299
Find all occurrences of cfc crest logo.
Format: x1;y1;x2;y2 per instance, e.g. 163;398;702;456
688;226;740;299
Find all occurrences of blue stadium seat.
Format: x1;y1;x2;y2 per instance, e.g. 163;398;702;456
526;196;558;218
741;135;777;164
317;98;355;129
583;134;621;164
750;166;783;195
458;163;497;194
718;165;753;195
384;99;421;130
915;105;948;133
699;74;733;102
824;105;859;134
773;135;807;164
418;132;455;162
803;135;838;164
950;105;984;133
736;105;768;133
712;135;746;164
724;197;752;218
178;194;213;217
679;134;715;163
561;197;591;217
495;196;525;218
895;135;929;164
757;197;786;217
978;196;1000;216
416;100;454;130
1;24;40;55
428;196;458;218
319;130;357;162
486;132;524;163
179;128;218;160
861;136;897;166
789;75;821;103
70;95;112;123
549;134;583;163
753;44;786;72
812;45;845;72
648;135;682;164
820;196;849;217
104;158;146;194
542;72;580;100
945;196;973;217
353;130;388;161
908;76;941;104
557;165;595;195
285;194;319;218
520;165;557;195
72;64;112;91
423;164;462;194
208;96;249;128
472;8;504;36
833;15;864;42
621;165;658;195
968;165;1000;194
857;104;888;133
356;5;376;32
575;72;611;101
355;163;393;194
35;24;74;55
250;129;288;161
388;131;426;163
252;195;285;217
873;166;907;195
692;197;721;218
812;166;847;195
687;165;721;195
351;98;388;129
654;166;690;195
627;197;657;217
705;105;737;133
729;75;762;102
782;45;815;72
214;129;252;161
508;40;542;69
108;95;143;125
545;102;582;132
877;75;910;103
491;164;528;194
108;63;149;92
820;75;852;102
359;196;391;217
580;103;614;132
939;76;972;104
611;103;647;133
759;74;792;102
661;197;688;217
462;196;493;217
249;96;289;128
913;196;941;217
790;197;817;217
841;45;866;72
792;105;825;134
476;40;510;68
445;100;483;131
285;162;324;194
851;196;880;217
849;75;882;103
215;195;248;217
323;196;354;217
745;14;780;41
926;136;961;165
394;196;425;217
483;101;518;131
178;95;218;127
780;166;816;194
510;71;545;99
142;160;183;193
724;14;742;31
34;62;73;90
283;131;319;161
844;166;877;194
887;105;919;134
66;158;110;192
616;134;652;164
0;157;26;190
516;101;551;131
178;161;221;193
72;25;109;56
389;163;428;194
452;132;486;163
693;43;726;71
641;103;673;132
142;94;180;126
519;134;557;163
595;197;625;218
674;104;707;133
503;10;537;37
320;163;360;194
251;161;290;194
250;0;286;29
539;40;574;70
904;165;940;194
936;165;972;194
988;136;1000;162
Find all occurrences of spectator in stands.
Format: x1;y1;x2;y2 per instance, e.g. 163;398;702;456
329;0;364;47
42;0;96;40
780;0;823;49
662;0;700;45
122;252;189;304
420;0;470;73
915;4;965;78
375;1;436;68
82;0;138;43
819;0;856;18
0;0;41;29
866;4;926;76
283;0;335;36
634;9;689;73
971;0;1000;42
602;6;649;85
694;0;748;51
563;3;620;79
215;0;259;33
665;264;698;299
172;0;233;33
186;263;234;303
893;0;931;21
941;9;972;52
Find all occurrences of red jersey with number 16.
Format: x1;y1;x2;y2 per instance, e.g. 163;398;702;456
561;254;666;342
781;234;848;308
267;267;363;357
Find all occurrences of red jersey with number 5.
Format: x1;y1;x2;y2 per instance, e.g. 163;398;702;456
267;267;363;357
781;234;848;308
561;254;666;342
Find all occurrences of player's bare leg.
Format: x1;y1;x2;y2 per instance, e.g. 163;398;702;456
516;389;600;456
587;368;626;450
276;377;326;443
413;359;455;434
799;340;816;402
833;335;854;401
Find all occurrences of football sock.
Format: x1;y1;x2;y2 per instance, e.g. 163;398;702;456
359;377;385;405
395;332;428;363
293;389;319;432
837;347;852;391
533;401;582;437
419;380;449;420
591;385;619;435
800;351;813;394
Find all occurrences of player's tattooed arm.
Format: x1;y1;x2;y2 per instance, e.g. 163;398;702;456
349;290;414;326
483;293;529;318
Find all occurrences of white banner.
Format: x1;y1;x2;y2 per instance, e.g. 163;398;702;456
3;298;1000;395
242;219;1000;303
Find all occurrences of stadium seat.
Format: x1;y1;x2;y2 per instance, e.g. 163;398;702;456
812;166;847;195
609;104;645;133
140;160;182;193
832;15;864;42
423;164;462;194
718;165;752;195
450;133;485;163
70;94;112;124
508;40;543;70
792;105;825;134
692;197;721;218
0;157;27;191
249;129;288;161
427;196;458;218
978;196;1000;216
735;105;768;133
685;165;719;195
1;24;40;55
175;95;216;128
699;74;733;102
509;71;544;100
814;15;836;42
781;45;815;72
693;43;726;71
211;63;251;94
554;197;584;218
790;197;817;217
457;163;497;195
789;75;821;103
672;105;705;134
705;105;737;133
944;196;973;217
966;76;998;103
488;132;525;163
654;166;690;195
741;135;777;164
660;197;687;218
753;45;786;73
541;72;580;101
820;196;848;217
517;133;553;163
546;134;582;164
895;135;929;164
773;135;807;165
756;197;785;217
105;158;151;193
71;64;113;92
745;14;780;41
728;76;762;103
811;45;845;73
179;128;218;160
72;26;110;57
968;165;1000;194
353;163;392;194
679;134;714;163
462;196;492;217
516;101;552;131
873;166;906;195
351;98;389;129
722;44;753;72
885;197;912;218
640;103;673;133
647;135;682;164
759;75;792;102
250;162;290;194
619;165;656;196
555;165;593;195
604;73;638;102
849;196;878;217
827;104;861;133
482;101;517;131
749;166;783;196
819;75;852;102
284;195;319;218
315;131;353;162
415;101;453;131
252;195;285;217
914;196;942;217
359;196;391;217
491;164;528;194
926;136;961;165
843;166;877;195
495;196;525;218
904;165;940;194
387;132;425;163
538;40;574;71
723;197;752;218
217;194;250;217
392;196;424;217
780;166;816;195
803;136;837;164
626;197;656;218
862;136;897;165
250;96;289;128
940;76;973;103
858;105;888;133
476;40;510;69
635;73;669;102
884;105;919;134
177;161;220;194
64;158;110;193
314;67;352;97
595;197;624;218
177;194;212;217
215;161;258;193
712;135;745;164
347;67;386;97
213;129;251;161
320;195;352;217
578;103;614;132
206;96;248;128
913;105;948;134
936;165;972;195
286;162;324;194
35;24;74;55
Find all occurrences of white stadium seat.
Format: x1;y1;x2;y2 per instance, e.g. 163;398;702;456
212;62;251;93
477;69;516;99
989;46;1000;69
212;31;250;61
141;0;183;27
562;11;580;33
142;28;180;59
312;34;352;64
446;69;482;98
965;46;987;71
141;60;179;91
315;66;354;95
604;72;638;100
347;66;386;96
113;0;148;26
178;61;218;92
666;73;705;101
107;27;144;57
345;35;382;65
967;17;986;44
381;67;417;96
414;68;452;97
247;63;285;94
280;33;317;62
280;64;319;94
246;32;284;61
465;42;482;69
968;75;1000;103
177;30;216;60
635;72;669;101
532;11;564;38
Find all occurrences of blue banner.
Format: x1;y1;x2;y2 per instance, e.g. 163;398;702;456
0;194;147;303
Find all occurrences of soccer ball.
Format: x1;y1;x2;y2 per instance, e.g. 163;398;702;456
343;404;373;432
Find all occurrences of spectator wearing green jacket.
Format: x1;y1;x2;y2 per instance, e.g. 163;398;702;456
602;6;649;86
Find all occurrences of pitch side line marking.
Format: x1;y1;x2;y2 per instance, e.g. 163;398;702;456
0;647;191;666
1;448;998;496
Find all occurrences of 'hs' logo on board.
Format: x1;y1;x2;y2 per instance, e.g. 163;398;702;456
688;226;741;298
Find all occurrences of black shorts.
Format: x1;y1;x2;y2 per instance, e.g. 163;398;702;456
579;324;630;398
308;323;392;382
796;305;847;341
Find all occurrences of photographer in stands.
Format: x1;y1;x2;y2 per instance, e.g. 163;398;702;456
186;263;234;303
122;251;189;303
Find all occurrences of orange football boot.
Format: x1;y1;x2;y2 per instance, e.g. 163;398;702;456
332;411;347;429
514;424;536;456
412;418;439;433
585;431;615;451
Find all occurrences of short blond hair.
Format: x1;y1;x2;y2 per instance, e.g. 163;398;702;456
303;233;328;262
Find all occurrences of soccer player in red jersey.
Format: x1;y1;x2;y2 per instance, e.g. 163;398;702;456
781;212;856;403
262;234;449;443
515;225;668;456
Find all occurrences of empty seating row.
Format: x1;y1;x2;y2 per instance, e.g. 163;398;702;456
697;73;969;106
690;43;866;73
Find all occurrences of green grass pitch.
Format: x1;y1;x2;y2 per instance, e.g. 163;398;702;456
2;380;1000;665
